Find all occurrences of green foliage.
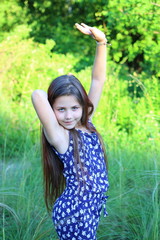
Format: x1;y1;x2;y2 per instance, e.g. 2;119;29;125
0;1;160;239
93;62;160;145
0;0;27;41
97;0;160;77
1;0;160;76
0;25;81;159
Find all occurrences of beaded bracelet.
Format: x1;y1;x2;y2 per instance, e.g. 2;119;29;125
96;39;111;46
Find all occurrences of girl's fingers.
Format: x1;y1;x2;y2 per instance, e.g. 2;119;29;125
80;23;103;39
75;23;92;35
80;23;92;29
75;23;106;41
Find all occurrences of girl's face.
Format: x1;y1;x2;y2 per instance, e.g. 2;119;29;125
53;95;83;129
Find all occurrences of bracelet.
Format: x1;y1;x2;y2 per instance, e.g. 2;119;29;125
96;39;111;46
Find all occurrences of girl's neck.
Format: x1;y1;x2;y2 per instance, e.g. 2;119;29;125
75;125;92;134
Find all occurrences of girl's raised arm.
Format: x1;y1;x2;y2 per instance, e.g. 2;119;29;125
31;89;66;148
75;23;107;116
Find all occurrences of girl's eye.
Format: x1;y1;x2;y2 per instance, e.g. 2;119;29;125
58;108;65;112
72;106;79;110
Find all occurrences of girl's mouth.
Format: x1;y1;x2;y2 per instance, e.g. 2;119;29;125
64;121;73;124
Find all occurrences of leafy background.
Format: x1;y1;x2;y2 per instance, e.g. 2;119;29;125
0;0;159;239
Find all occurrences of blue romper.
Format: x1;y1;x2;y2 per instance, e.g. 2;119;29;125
52;125;109;240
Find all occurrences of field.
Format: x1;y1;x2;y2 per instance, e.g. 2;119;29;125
0;29;160;240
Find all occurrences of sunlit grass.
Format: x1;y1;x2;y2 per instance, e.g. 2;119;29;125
0;142;58;240
97;137;160;240
1;135;159;240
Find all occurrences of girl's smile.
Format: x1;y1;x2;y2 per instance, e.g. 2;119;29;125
53;95;83;129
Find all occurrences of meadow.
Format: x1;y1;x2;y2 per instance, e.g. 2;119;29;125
0;26;160;240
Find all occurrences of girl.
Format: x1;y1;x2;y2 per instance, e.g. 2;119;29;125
32;23;109;240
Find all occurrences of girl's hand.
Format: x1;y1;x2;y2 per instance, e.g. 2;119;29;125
75;23;106;43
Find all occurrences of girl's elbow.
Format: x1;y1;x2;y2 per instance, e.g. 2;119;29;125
31;90;47;102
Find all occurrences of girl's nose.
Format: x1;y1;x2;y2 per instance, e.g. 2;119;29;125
65;111;72;120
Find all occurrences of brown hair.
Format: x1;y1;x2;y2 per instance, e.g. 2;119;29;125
41;75;107;211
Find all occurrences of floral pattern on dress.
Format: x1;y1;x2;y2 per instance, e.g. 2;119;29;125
52;125;109;240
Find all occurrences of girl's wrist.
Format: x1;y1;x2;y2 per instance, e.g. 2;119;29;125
96;39;107;46
96;38;111;46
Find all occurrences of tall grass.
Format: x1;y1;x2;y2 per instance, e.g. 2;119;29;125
1;129;159;239
0;29;159;239
0;142;57;240
97;138;159;240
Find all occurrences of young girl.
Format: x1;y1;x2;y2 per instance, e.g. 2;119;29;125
32;23;109;240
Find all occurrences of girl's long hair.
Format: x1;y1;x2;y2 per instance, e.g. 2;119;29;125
41;75;107;211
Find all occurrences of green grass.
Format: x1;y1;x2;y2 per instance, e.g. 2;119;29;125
97;139;160;240
0;142;56;240
1;133;159;240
